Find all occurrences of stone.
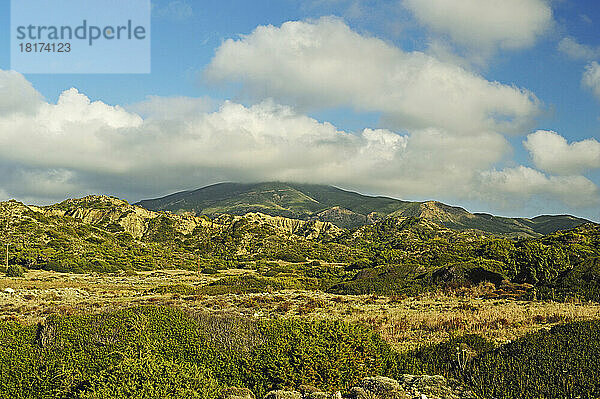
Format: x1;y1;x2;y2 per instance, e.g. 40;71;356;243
220;387;255;399
264;390;303;399
359;376;401;394
305;392;331;399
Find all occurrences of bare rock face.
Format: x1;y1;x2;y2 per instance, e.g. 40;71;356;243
239;212;342;239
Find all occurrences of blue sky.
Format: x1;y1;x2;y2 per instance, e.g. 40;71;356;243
0;0;600;221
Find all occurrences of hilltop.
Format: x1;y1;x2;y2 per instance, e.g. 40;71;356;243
136;182;589;235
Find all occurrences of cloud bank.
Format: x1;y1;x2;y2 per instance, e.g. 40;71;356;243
0;17;598;219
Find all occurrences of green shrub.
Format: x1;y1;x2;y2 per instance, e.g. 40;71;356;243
74;355;220;399
468;320;600;398
5;264;25;277
0;307;397;398
391;334;495;378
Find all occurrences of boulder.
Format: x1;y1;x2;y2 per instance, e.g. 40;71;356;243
220;387;255;399
264;390;302;399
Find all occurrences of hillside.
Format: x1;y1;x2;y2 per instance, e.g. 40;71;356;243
2;195;600;300
136;182;589;235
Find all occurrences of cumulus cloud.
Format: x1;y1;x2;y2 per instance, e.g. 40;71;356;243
205;17;540;136
403;0;552;53
583;61;600;100
127;95;216;120
480;166;599;208
0;71;416;202
0;70;43;115
0;68;596;217
523;130;600;175
558;37;600;61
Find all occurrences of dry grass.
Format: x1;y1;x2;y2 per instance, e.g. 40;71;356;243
1;270;599;351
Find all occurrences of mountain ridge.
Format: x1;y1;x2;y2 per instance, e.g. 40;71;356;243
136;182;590;236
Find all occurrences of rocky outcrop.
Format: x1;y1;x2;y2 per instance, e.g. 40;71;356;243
238;212;343;239
256;375;473;399
43;195;216;239
19;195;340;242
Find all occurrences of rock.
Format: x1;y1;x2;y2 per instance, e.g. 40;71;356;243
352;375;472;399
359;376;401;394
305;392;332;399
220;387;255;399
397;374;474;399
298;386;332;399
264;390;302;399
347;386;373;399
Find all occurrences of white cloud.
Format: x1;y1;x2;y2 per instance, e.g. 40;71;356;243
0;70;43;115
480;166;599;208
0;70;596;217
205;17;540;136
403;0;552;52
583;61;600;100
558;37;600;61
127;95;216;120
523;130;600;175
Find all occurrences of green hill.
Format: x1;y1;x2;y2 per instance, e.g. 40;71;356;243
136;182;589;235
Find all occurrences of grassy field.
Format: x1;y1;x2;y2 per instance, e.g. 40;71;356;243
3;269;600;351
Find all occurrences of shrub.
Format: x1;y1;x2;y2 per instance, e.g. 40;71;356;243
74;355;220;399
467;320;600;398
0;306;397;398
5;264;25;277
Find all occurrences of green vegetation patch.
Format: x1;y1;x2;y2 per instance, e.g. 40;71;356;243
0;306;397;398
467;320;600;399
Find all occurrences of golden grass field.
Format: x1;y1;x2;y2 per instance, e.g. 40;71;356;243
2;269;600;351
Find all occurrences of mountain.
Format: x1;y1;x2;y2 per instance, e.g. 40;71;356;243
3;195;600;300
136;182;589;236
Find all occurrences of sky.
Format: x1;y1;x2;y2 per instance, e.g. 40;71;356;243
0;0;600;221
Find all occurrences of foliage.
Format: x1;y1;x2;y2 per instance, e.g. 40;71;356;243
5;264;25;277
0;306;397;398
1;197;600;300
467;320;600;399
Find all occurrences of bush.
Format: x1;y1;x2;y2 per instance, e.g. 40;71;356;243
0;306;397;398
467;320;600;398
74;355;220;399
5;264;25;277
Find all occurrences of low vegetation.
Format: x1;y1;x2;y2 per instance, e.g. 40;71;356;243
0;306;598;398
1;192;599;397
